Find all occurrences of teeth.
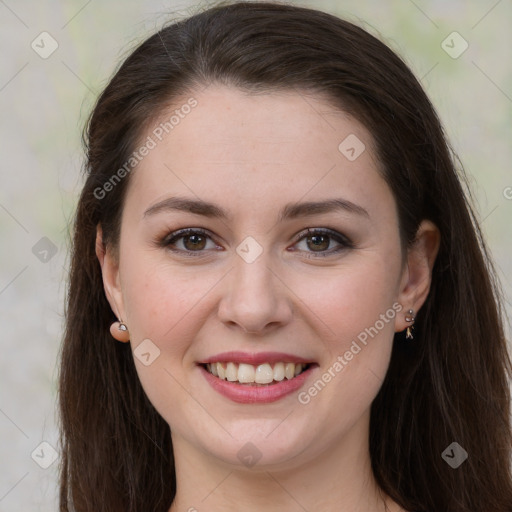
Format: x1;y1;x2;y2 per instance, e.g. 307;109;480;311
206;361;308;384
273;362;285;381
226;362;238;381
255;363;273;384
238;363;255;383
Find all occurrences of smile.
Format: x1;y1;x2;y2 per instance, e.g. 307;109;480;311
203;361;310;385
198;352;318;403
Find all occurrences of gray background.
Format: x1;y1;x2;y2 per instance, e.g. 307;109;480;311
1;0;511;510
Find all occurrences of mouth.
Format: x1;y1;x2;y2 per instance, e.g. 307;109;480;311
200;361;314;386
197;356;319;403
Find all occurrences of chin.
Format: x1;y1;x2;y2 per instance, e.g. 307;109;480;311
194;418;316;470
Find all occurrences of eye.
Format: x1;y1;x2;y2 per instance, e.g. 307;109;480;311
161;228;221;255
291;228;353;257
159;227;353;258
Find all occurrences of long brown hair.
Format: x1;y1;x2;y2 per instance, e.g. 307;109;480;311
58;2;512;510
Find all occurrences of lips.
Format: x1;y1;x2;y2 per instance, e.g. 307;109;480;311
199;351;314;366
197;351;318;403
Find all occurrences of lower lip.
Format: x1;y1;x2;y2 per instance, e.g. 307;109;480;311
199;364;316;404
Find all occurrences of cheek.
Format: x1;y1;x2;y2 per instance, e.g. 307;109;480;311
120;251;227;362
290;255;401;347
118;257;212;424
123;267;195;340
290;256;400;412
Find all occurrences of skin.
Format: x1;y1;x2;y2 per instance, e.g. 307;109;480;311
96;85;439;511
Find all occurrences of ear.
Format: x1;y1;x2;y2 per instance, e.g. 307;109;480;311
95;224;128;341
395;220;440;332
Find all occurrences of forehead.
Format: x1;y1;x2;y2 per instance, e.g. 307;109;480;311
124;85;392;224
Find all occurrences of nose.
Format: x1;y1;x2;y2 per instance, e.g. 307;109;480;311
217;252;293;335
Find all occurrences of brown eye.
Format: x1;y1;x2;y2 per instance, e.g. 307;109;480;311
306;233;330;251
162;228;220;255
292;228;353;257
182;233;207;251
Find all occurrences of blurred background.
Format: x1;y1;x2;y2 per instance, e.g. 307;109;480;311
0;0;511;509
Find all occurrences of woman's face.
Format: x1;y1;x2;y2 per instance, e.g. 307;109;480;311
100;85;425;470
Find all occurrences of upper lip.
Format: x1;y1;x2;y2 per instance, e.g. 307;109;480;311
198;351;315;366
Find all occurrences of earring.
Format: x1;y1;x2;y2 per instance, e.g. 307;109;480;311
110;319;130;343
405;309;415;339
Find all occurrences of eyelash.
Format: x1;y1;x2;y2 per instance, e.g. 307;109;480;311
159;227;354;258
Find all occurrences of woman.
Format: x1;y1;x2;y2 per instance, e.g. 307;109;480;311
58;2;512;511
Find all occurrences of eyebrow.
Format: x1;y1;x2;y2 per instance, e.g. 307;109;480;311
143;196;369;221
